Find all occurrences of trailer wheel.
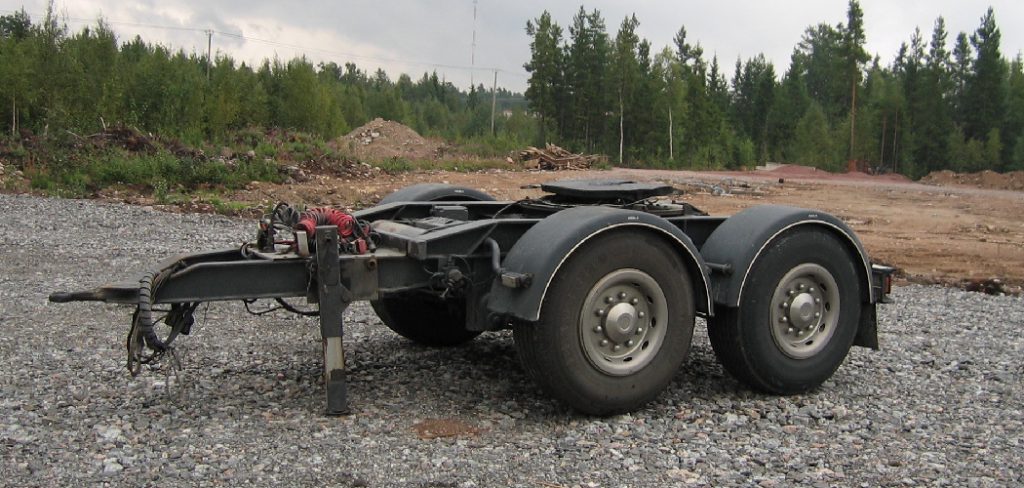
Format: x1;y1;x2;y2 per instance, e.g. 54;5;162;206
708;228;861;394
372;292;480;347
513;231;695;415
376;183;494;205
371;184;494;347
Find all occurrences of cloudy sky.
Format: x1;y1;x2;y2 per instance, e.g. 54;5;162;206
3;1;1022;93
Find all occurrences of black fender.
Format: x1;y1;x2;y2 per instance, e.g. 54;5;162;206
700;205;874;306
378;183;494;204
488;206;713;324
700;205;878;347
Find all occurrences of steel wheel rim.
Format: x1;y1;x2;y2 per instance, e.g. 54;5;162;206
769;263;840;359
579;268;669;376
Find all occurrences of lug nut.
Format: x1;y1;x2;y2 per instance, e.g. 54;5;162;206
613;344;621;351
787;327;795;334
815;298;821;304
636;327;644;334
618;292;627;300
780;316;788;323
626;340;635;347
814;312;821;318
594;326;603;333
638;311;646;318
782;301;789;308
809;287;815;293
605;296;614;304
798;284;806;290
600;339;609;347
630;298;639;305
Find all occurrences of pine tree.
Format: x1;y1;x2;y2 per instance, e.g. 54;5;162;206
912;17;954;175
524;11;564;145
794;101;834;168
1005;56;1024;170
962;8;1007;144
731;54;776;160
766;52;811;161
566;8;610;151
950;32;972;127
841;0;870;161
798;23;846;119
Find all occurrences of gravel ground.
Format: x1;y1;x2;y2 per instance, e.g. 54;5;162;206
1;193;1022;487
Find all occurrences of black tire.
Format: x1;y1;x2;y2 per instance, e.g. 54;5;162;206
372;292;481;347
513;231;695;415
377;183;494;205
708;228;862;394
371;184;494;346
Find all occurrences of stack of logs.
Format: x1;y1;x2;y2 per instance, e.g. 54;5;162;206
508;144;605;171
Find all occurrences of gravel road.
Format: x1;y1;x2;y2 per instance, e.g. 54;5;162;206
1;194;1021;487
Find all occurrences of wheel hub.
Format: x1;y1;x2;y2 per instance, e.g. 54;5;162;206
579;269;669;376
604;302;638;343
787;292;817;329
769;263;840;359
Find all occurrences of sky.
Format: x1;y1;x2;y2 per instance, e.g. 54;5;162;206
2;1;1023;93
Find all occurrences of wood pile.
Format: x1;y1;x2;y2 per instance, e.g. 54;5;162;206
508;144;605;171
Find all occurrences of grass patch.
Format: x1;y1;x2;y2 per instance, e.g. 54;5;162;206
27;149;282;197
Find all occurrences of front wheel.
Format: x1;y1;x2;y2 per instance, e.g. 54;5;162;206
371;184;494;347
372;292;481;347
708;228;862;394
513;231;695;415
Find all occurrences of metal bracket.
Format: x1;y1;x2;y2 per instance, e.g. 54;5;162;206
315;226;350;415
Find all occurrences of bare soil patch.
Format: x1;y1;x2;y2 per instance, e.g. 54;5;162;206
225;165;1024;294
5;159;1020;294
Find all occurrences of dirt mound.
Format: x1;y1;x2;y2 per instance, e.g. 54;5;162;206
341;118;445;161
921;169;1024;191
764;164;911;183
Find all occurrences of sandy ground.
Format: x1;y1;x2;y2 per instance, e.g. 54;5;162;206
219;165;1024;294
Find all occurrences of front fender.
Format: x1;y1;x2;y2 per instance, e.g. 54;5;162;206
487;206;712;323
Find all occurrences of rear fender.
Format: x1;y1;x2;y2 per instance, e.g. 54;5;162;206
700;205;877;347
487;206;712;324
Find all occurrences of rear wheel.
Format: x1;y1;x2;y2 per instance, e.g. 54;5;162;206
708;228;862;394
513;231;695;415
371;184;493;347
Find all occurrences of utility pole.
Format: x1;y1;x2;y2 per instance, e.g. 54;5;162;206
206;29;213;81
490;70;498;135
470;0;477;87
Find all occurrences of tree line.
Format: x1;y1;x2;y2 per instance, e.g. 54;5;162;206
0;8;532;153
524;2;1024;176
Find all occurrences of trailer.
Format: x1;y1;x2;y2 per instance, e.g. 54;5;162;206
50;179;894;415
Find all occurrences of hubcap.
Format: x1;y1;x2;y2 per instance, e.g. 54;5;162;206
579;269;669;376
769;263;840;359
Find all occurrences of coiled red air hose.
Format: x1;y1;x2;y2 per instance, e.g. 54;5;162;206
294;208;357;237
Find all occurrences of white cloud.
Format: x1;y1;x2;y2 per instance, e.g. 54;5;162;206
3;0;1021;93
